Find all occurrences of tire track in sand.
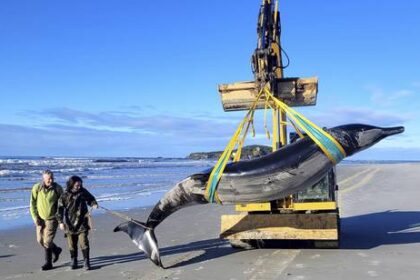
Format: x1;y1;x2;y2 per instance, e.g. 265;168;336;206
338;167;377;191
247;249;300;280
339;168;380;195
338;167;380;216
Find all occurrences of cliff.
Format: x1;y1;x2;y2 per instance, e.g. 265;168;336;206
187;145;272;160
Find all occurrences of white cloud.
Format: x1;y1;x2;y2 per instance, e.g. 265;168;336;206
366;86;414;107
4;103;418;158
411;81;420;88
24;107;243;138
348;147;420;161
0;123;231;157
304;106;410;128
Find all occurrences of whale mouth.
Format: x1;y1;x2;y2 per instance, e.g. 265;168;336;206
382;126;405;136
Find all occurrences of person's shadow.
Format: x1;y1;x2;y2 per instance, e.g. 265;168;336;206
341;210;420;249
0;254;14;259
90;238;236;269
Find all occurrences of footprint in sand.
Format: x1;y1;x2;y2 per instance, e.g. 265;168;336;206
243;267;255;274
295;263;304;269
357;252;368;258
367;270;378;277
370;260;380;266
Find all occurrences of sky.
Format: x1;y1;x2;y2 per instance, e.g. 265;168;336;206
0;0;419;160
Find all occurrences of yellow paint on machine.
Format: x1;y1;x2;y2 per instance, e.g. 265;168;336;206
236;203;271;212
292;201;337;211
235;201;337;212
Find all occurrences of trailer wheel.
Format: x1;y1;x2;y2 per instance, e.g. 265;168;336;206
313;240;340;249
229;239;257;250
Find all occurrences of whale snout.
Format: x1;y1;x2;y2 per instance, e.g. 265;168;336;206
382;126;405;137
331;123;405;157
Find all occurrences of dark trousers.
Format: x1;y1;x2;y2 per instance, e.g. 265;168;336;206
66;231;89;251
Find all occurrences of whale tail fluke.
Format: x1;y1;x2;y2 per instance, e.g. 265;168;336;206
114;221;163;268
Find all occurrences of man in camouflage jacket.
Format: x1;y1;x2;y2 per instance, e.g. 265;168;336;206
57;175;98;270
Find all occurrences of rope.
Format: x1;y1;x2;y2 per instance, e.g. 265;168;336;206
87;207;94;234
263;98;271;140
99;206;151;230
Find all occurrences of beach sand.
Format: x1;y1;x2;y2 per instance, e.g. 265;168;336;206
1;163;420;280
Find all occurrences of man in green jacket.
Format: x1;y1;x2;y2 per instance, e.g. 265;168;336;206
30;170;63;271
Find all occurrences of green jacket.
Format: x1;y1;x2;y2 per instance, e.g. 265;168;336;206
30;182;63;222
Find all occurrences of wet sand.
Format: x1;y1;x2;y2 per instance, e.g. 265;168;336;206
1;163;420;280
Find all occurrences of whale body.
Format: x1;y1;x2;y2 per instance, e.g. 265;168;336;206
114;123;404;267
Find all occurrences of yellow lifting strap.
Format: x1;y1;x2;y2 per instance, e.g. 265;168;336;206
263;87;346;164
233;110;255;162
205;84;346;203
205;88;265;203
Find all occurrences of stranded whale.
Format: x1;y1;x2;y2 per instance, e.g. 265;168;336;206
114;123;404;267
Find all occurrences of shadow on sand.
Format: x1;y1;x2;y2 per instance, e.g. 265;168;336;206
90;238;236;269
341;210;420;249
0;254;14;259
88;210;420;269
232;210;420;250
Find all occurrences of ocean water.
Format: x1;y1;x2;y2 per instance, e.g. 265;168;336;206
0;156;214;230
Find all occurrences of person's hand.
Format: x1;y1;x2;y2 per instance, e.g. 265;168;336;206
36;217;44;227
92;203;98;209
59;223;66;231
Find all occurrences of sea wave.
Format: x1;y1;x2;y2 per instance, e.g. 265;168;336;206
0;166;116;179
96;188;167;200
0;197;26;202
0;186;168;212
0;205;29;212
0;170;12;177
0;186;33;193
0;156;209;230
1;158;211;172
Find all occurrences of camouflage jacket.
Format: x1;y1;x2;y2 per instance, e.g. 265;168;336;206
57;188;97;234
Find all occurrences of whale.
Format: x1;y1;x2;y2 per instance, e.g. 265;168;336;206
114;123;404;267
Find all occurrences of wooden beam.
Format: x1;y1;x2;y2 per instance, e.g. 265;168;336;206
220;212;339;240
218;77;318;111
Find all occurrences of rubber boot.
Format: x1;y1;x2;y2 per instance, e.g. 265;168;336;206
70;250;78;269
82;249;91;271
41;248;53;271
51;244;62;263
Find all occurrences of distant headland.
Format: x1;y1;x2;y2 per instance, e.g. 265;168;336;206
187;145;272;160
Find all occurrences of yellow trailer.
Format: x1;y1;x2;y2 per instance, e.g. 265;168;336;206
220;168;340;249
